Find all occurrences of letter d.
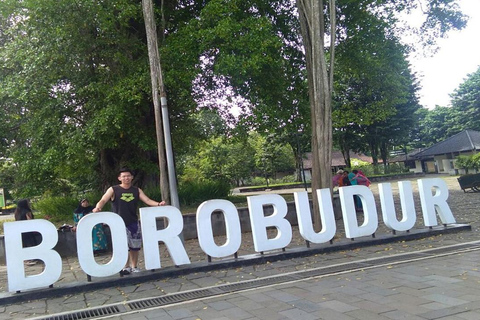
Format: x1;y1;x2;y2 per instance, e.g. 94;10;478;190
4;219;62;292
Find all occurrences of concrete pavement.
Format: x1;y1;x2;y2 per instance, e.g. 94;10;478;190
1;174;480;319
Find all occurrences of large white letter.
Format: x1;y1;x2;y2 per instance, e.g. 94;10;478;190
197;200;242;258
247;194;292;252
340;185;378;239
77;212;128;277
379;181;416;231
140;206;190;269
418;178;456;226
5;220;62;292
294;190;336;243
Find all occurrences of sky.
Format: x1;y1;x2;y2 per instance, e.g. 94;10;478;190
408;0;480;110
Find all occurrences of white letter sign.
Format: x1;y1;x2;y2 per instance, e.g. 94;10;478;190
294;189;336;243
140;206;190;269
418;178;456;226
4;220;62;292
77;212;128;277
340;185;378;238
247;194;292;252
197;200;242;258
379;182;416;231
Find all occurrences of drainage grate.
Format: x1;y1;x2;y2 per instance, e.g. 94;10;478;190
294;262;369;279
127;289;218;310
35;305;122;320
33;241;480;320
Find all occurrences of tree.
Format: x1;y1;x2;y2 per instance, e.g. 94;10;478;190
295;0;466;228
0;0;469;201
250;133;296;183
416;106;459;146
296;0;335;229
180;136;256;187
450;66;480;131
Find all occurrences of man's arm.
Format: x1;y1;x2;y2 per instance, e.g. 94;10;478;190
139;188;166;207
92;187;114;212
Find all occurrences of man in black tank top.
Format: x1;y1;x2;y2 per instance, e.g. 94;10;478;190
93;168;165;275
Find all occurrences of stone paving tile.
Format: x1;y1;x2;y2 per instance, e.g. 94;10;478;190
279;306;318;320
423;293;469;306
351;300;396;314
226;296;264;311
381;309;425;320
248;307;290;320
344;309;391;320
164;307;196;319
264;289;302;303
457;311;480;320
313;308;357;320
318;299;359;313
218;306;254;320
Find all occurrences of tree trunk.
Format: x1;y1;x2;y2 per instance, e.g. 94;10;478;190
297;0;335;230
142;0;170;203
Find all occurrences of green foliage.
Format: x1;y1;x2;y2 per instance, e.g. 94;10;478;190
33;191;106;224
455;155;472;170
33;196;80;223
0;0;470;200
178;180;231;206
415;106;459;147
179;135;256;187
250;132;296;179
455;154;480;173
450;66;480;131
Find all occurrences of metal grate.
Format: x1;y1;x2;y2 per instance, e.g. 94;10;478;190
34;305;122;320
127;289;218;310
294;262;369;279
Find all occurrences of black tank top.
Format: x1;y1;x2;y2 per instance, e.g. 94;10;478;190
112;185;139;226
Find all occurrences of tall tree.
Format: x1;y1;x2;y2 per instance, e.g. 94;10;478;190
297;0;335;228
450;66;480;131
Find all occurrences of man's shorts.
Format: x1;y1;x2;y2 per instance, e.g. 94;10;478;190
126;221;142;251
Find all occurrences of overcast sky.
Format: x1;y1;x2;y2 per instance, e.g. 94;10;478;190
408;0;480;110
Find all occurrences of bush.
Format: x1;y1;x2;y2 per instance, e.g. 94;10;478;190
33;191;106;224
33;196;79;223
178;179;231;205
455;155;471;171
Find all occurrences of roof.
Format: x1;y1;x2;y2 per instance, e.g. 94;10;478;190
414;129;480;159
303;151;375;169
389;148;424;163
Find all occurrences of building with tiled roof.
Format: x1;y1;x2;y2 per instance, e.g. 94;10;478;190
393;130;480;174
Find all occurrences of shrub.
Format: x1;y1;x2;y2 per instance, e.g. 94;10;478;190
250;176;268;186
278;175;296;184
455;155;477;173
33;191;106;224
33;196;79;223
178;179;231;205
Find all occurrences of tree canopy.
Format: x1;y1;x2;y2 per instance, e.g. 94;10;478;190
0;0;470;199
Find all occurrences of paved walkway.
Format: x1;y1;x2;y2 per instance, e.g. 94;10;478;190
114;245;480;320
1;174;480;319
